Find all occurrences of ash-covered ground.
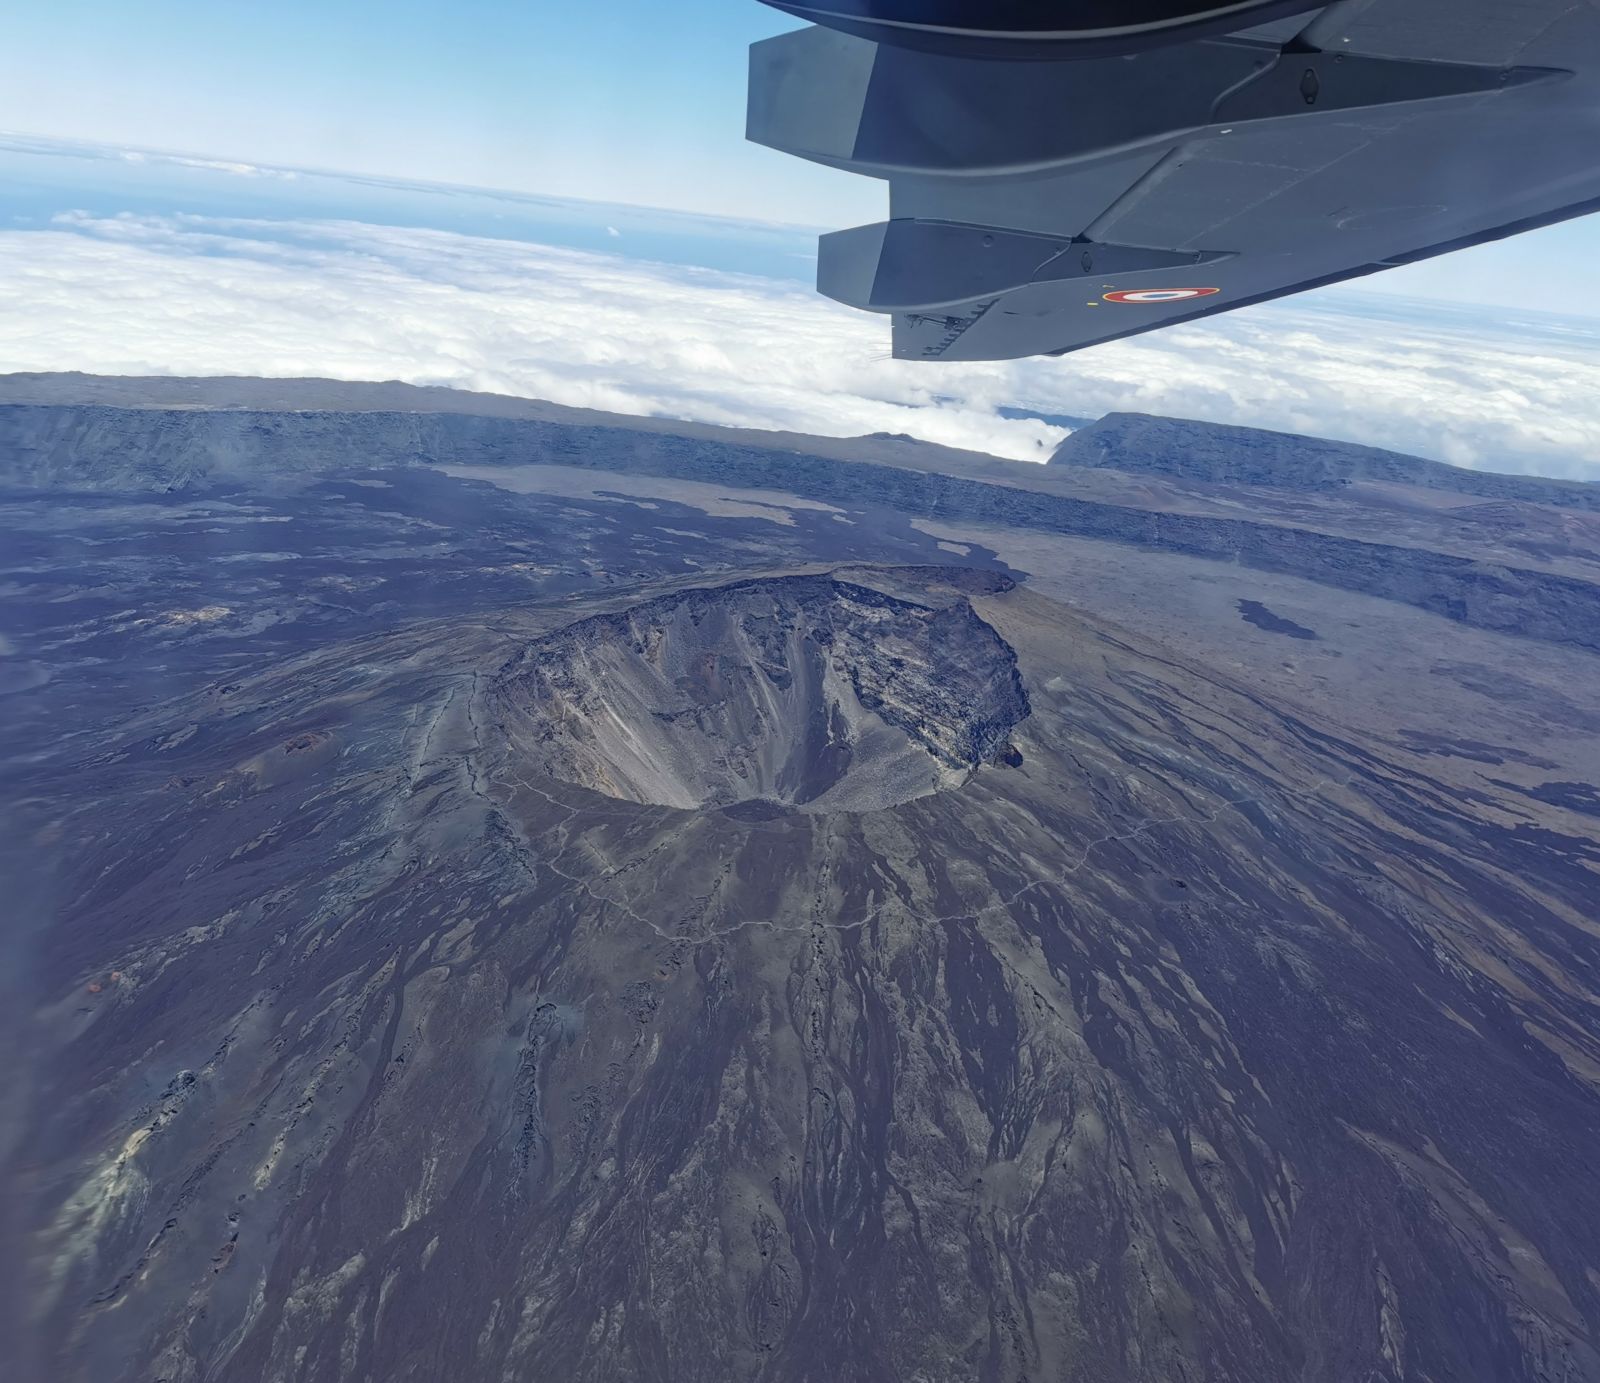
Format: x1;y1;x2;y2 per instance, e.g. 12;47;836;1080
4;378;1600;1383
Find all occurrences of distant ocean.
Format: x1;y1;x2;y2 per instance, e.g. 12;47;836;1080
0;132;820;282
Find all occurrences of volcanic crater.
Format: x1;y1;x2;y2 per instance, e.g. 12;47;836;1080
493;570;1030;812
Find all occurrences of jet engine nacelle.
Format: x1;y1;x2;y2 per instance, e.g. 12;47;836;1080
758;0;1323;58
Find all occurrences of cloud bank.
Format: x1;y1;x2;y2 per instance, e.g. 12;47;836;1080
1;211;1597;477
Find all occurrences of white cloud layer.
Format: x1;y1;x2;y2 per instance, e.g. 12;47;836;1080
1;211;1597;477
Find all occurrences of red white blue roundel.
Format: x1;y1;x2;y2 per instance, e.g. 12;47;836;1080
1103;287;1222;304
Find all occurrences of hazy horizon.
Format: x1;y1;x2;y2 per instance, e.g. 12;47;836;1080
4;131;1600;478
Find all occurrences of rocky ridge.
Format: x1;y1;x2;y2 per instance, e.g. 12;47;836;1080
3;399;1599;654
1051;411;1600;507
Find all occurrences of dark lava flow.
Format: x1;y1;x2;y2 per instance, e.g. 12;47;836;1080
6;394;1600;1383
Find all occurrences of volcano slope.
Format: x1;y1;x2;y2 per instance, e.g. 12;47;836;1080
5;382;1600;1383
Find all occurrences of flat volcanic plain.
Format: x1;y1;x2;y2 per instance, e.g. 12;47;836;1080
3;377;1600;1383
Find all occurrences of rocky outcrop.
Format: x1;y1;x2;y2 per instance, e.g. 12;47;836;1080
1050;411;1600;507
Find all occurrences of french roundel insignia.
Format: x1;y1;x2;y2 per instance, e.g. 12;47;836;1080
1103;288;1223;304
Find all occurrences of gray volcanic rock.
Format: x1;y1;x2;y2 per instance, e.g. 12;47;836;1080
1050;411;1600;508
11;566;1600;1383
6;376;1600;1383
494;572;1028;812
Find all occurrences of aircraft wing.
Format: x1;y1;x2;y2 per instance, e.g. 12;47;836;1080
747;0;1600;360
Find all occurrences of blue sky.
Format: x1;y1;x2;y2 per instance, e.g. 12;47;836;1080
0;0;879;226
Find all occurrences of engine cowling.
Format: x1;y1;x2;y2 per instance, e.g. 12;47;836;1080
758;0;1323;57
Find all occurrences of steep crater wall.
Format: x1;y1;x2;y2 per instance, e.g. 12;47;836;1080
492;573;1029;812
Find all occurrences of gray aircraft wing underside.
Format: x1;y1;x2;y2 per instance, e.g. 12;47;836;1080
747;0;1600;360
